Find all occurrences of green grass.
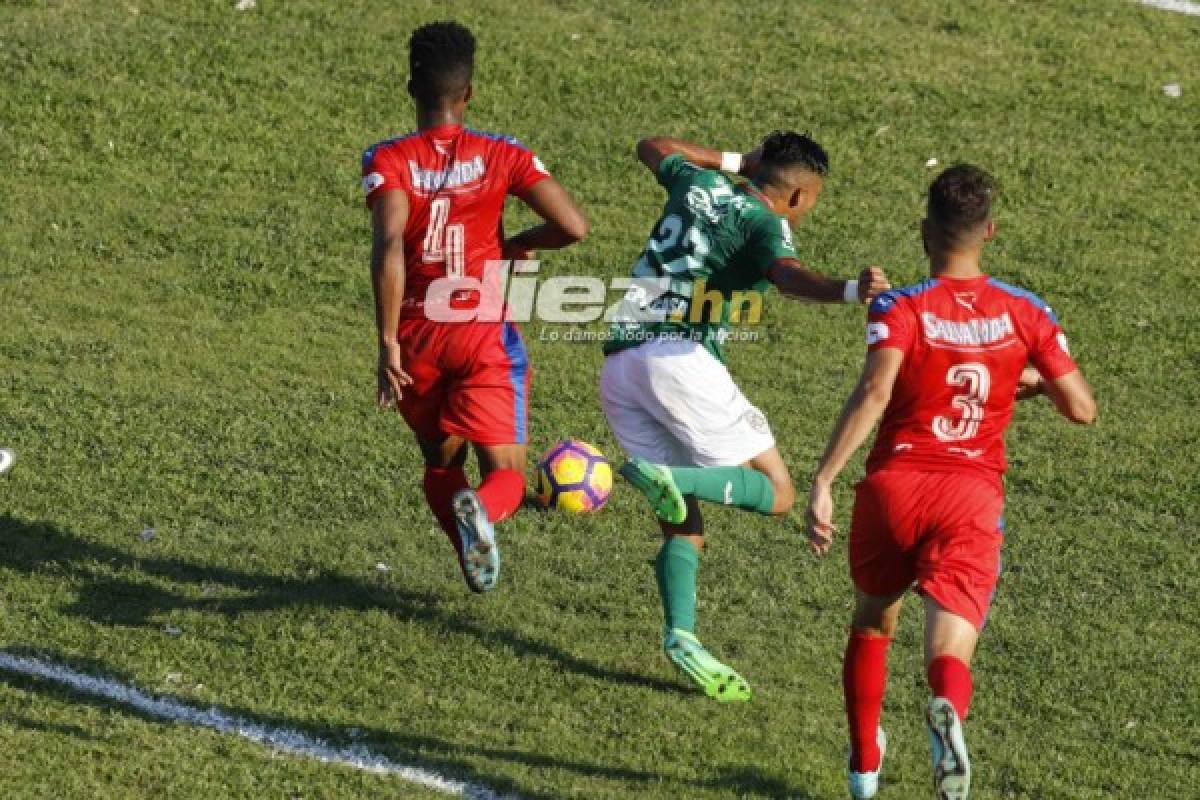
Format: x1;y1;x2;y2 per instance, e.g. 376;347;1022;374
1;0;1198;797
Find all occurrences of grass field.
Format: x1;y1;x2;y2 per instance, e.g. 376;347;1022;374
1;1;1198;798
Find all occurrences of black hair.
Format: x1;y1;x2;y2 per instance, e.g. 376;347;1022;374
759;130;830;185
409;21;476;107
927;164;996;240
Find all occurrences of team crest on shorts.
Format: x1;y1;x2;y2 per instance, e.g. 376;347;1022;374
743;408;769;434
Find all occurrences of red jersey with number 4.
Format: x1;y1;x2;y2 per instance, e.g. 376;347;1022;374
361;123;550;318
865;275;1078;483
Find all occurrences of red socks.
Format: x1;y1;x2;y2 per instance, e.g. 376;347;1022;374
844;632;892;772
476;468;525;524
928;654;973;720
422;466;470;561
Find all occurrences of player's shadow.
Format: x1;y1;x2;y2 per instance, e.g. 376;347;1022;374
0;647;615;800
0;646;816;800
0;514;686;698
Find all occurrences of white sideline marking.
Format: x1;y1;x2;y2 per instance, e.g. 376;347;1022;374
1139;0;1200;15
0;651;518;800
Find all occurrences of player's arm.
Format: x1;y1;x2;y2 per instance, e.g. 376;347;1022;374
1017;366;1097;424
805;347;905;555
504;177;589;258
636;136;750;176
768;259;891;304
370;190;413;407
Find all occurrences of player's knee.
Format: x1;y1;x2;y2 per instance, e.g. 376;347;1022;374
769;476;795;514
852;611;900;638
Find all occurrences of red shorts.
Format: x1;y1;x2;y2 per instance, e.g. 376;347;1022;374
849;469;1004;630
396;318;530;445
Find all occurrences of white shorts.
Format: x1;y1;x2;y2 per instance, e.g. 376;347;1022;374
599;337;776;467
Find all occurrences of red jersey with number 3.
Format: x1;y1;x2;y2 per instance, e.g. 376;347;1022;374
865;275;1078;484
361;123;550;318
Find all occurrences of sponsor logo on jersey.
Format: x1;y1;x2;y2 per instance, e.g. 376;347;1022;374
362;172;385;193
408;155;486;193
866;321;890;345
921;312;1015;348
685;187;724;224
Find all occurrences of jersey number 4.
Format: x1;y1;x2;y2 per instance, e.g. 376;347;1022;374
422;197;465;277
932;363;990;442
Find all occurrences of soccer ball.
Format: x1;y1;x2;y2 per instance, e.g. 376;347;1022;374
535;440;613;512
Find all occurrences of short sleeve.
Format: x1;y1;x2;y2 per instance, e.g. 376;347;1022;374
866;291;915;353
656;153;695;190
361;144;405;209
1027;309;1078;380
742;212;799;275
506;144;551;195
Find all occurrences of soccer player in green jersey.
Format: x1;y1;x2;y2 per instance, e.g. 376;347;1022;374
600;131;890;701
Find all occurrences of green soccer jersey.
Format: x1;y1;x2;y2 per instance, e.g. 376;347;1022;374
603;154;798;363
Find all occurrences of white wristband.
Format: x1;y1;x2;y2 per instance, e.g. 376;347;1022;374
720;151;743;174
843;279;860;304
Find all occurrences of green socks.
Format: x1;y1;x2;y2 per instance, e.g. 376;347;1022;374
667;466;776;514
655;537;699;634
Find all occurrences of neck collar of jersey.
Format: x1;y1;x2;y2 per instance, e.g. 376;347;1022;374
419;122;463;137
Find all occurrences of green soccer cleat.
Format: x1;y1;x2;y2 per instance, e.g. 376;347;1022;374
663;628;751;703
619;457;687;525
926;697;971;800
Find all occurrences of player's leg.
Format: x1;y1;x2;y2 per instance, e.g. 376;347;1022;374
639;443;792;515
601;349;748;700
844;590;905;799
472;442;527;524
915;474;1004;800
416;434;472;570
438;321;534;592
617;341;784;522
923;599;979;800
843;471;922;798
391;323;478;583
656;501;751;702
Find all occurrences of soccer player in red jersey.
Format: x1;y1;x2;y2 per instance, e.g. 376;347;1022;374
363;21;588;593
804;165;1096;799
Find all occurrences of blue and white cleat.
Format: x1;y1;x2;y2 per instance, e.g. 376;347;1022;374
0;449;14;475
927;697;971;800
848;726;887;799
452;489;500;593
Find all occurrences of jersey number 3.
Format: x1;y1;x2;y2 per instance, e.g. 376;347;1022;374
932;363;990;442
423;197;465;277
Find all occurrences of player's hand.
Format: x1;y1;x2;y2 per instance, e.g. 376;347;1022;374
857;266;891;303
804;483;837;556
1015;365;1045;401
377;342;413;408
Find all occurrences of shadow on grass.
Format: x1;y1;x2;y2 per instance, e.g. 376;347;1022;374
0;648;565;800
0;647;817;800
0;515;685;694
0;516;823;799
0;712;103;742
